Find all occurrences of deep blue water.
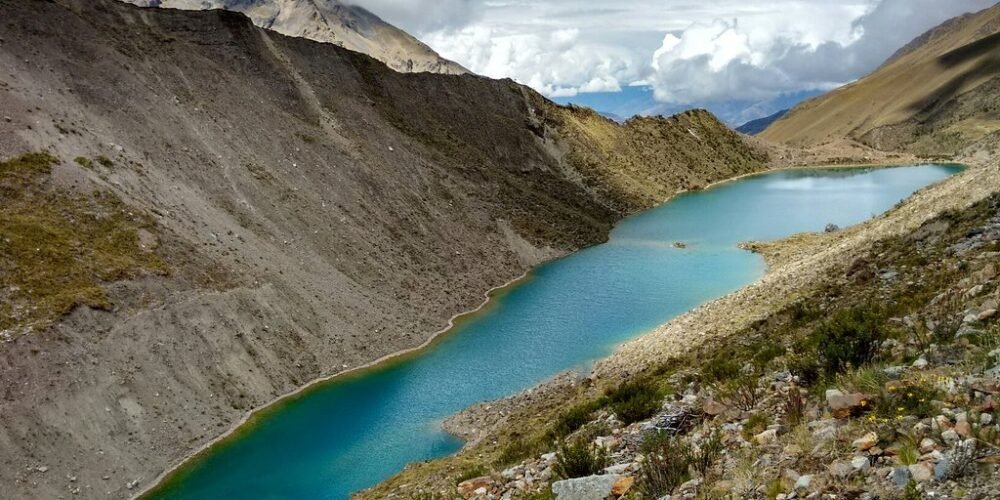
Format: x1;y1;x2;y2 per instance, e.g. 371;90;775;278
149;164;961;500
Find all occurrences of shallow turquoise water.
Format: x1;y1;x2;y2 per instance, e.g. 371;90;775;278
151;164;962;500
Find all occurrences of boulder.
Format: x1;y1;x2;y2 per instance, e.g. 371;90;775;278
611;475;635;496
457;476;494;499
890;467;911;488
852;431;878;451
829;461;855;478
551;474;619;500
908;463;934;482
794;474;813;491
826;390;870;418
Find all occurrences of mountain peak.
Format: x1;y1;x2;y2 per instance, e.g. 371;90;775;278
121;0;468;74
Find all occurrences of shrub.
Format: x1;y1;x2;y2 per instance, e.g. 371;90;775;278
553;398;607;437
95;155;113;168
606;379;663;424
73;156;93;168
873;379;940;420
794;304;888;378
496;435;541;466
741;413;769;441
690;431;723;477
783;390;806;427
554;439;609;479
456;464;489;483
637;432;692;497
717;372;763;411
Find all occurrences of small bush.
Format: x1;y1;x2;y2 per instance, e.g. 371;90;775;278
456;464;489;483
73;156;93;169
873;380;940;420
783;390;806;427
741;413;769;441
637;432;692;497
606;379;663;424
95;155;113;168
717;372;762;411
553;439;609;479
496;435;541;466
553;399;607;437
794;304;888;378
690;431;723;477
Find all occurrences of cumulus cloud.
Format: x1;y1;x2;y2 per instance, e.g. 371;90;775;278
648;0;996;103
423;26;641;97
351;0;995;103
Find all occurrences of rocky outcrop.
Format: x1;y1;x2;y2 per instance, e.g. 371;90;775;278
120;0;469;75
0;1;768;498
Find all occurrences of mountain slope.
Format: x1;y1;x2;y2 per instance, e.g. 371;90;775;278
123;0;468;74
736;109;788;135
761;4;1000;155
0;1;768;498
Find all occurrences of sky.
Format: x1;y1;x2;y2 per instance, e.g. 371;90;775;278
347;0;996;110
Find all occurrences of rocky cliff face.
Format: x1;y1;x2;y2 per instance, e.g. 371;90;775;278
0;0;768;498
121;0;469;74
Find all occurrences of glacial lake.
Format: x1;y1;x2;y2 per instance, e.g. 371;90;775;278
148;164;962;499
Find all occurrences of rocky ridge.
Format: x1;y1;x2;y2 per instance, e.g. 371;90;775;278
120;0;468;74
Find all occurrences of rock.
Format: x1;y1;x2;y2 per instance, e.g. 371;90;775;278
851;456;870;472
126;479;139;490
965;284;985;298
829;461;855;478
978;309;997;321
908;462;934;482
826;390;869;418
981;413;993;425
603;463;630;475
702;398;727;416
941;429;960;445
794;474;813;491
541;452;557;462
754;429;778;445
954;421;972;437
919;438;937;453
934;457;951;481
783;444;803;455
882;365;906;378
890;467;911;488
35;466;48;473
852;432;878;451
911;358;929;369
611;475;635;496
551;474;619;500
825;223;840;233
457;476;494;498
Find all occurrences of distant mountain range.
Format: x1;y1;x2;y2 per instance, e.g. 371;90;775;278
553;86;820;128
735;109;788;135
122;0;468;74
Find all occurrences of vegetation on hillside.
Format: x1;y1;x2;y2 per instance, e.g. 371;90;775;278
0;152;166;336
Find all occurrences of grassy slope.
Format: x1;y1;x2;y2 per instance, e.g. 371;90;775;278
760;5;1000;151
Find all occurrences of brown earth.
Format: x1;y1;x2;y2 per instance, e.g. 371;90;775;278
0;0;770;498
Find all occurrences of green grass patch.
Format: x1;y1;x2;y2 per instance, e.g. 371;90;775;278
0;152;166;333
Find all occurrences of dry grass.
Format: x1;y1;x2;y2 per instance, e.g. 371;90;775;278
0;152;166;334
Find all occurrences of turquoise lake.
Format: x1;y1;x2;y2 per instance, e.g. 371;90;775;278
149;164;962;500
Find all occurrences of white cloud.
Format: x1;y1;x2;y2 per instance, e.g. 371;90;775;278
649;0;995;102
351;0;996;103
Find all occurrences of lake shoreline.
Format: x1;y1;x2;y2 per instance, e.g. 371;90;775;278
139;161;957;499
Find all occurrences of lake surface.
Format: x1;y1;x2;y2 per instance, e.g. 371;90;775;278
149;164;962;500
